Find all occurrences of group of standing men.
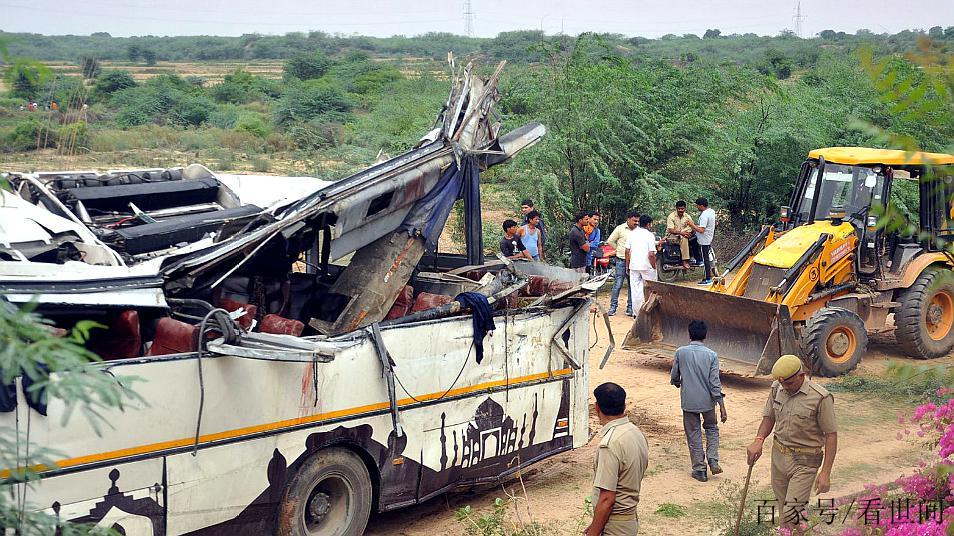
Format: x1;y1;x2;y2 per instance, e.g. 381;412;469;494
600;198;716;317
501;197;716;318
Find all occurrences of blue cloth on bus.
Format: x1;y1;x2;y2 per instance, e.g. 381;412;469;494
454;291;496;364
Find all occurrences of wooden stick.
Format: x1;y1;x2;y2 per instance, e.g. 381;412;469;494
735;464;754;536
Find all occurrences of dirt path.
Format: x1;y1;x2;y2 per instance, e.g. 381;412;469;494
366;294;938;536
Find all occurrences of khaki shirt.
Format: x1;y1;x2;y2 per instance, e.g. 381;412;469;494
605;223;635;260
666;211;692;237
592;417;649;516
762;379;837;449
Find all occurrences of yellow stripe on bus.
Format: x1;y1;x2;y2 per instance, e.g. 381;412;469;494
3;368;573;477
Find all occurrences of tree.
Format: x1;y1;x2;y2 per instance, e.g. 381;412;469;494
126;44;141;62
818;29;837;40
761;49;793;80
928;26;944;39
703;29;722;39
283;51;332;81
500;34;718;256
3;58;52;100
141;49;157;66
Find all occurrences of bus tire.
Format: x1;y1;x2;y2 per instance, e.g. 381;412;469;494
276;447;372;536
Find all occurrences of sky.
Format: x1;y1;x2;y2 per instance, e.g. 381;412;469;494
0;0;951;39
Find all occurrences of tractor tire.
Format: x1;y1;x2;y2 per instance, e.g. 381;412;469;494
802;307;867;377
276;448;372;536
895;268;954;359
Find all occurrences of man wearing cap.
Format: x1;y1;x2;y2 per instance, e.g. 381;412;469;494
746;355;838;529
585;382;649;536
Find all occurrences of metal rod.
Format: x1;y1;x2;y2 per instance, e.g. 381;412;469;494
806;282;857;303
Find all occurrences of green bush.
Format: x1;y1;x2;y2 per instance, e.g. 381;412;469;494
111;79;214;127
234;114;271;138
93;71;137;100
111;85;174;127
211;69;275;104
172;94;215;126
287;121;343;150
58;121;90;151
283;52;332;81
0;97;23;108
4;117;56;152
273;80;351;127
327;60;402;96
208;104;241;129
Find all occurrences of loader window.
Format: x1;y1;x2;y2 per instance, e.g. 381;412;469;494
797;164;881;224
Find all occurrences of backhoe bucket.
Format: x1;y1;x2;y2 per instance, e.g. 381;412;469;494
622;280;799;376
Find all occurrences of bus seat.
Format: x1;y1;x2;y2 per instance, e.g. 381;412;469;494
259;314;305;336
146;317;198;356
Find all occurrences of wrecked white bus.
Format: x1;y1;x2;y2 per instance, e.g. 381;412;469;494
0;63;603;535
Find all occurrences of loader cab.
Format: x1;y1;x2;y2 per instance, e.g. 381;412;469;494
786;148;954;281
788;157;888;277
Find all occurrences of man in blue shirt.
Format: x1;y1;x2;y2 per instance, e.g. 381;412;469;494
585;211;602;271
671;320;727;482
521;198;546;252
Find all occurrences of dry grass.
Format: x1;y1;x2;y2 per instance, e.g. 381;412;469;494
44;60;286;86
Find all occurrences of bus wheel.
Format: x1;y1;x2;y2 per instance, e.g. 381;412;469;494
277;448;372;536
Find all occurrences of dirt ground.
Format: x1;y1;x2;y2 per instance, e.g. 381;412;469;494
365;290;943;536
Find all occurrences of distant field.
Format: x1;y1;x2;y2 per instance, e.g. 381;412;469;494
44;60;287;86
24;57;450;88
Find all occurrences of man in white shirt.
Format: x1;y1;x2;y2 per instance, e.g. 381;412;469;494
625;215;658;315
688;198;716;285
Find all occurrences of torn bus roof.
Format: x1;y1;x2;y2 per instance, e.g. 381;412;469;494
0;59;577;343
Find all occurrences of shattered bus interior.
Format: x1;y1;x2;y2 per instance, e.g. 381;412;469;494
0;60;594;363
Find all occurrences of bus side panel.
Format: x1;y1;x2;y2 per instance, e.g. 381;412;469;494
31;459;166;535
165;413;397;535
412;379;573;501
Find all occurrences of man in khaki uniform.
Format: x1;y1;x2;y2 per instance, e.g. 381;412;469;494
666;200;694;268
746;355;838;529
585;382;649;536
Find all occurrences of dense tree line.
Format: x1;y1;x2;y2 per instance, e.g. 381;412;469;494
2;27;952;65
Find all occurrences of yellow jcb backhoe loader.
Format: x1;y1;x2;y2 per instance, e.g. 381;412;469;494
624;147;954;376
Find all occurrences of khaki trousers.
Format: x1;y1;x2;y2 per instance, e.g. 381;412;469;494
669;234;690;260
771;446;823;527
601;517;639;535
